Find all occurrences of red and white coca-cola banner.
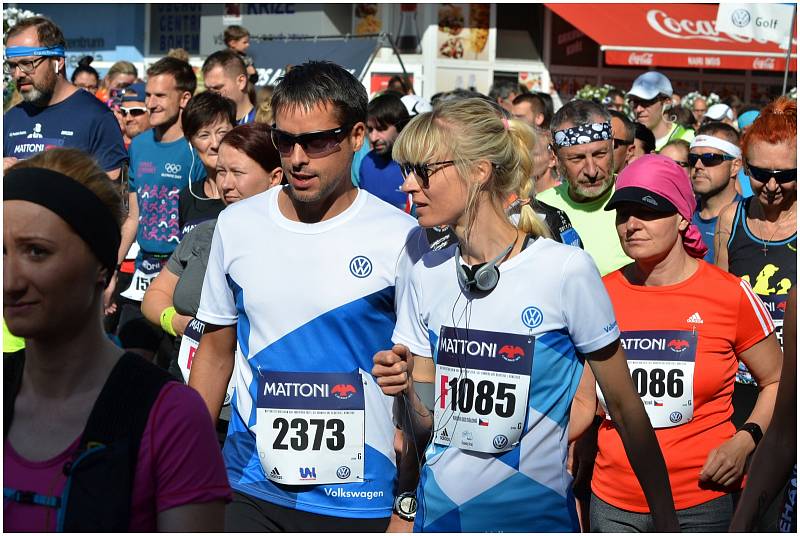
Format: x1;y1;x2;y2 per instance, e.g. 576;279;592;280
547;3;797;72
606;50;796;72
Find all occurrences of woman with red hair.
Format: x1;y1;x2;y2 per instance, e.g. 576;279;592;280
715;97;796;428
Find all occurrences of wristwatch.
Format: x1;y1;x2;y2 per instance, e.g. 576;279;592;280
393;492;417;521
737;422;763;447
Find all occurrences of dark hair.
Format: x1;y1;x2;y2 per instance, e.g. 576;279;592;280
696;120;740;145
667;106;696;130
633;122;656;154
202;49;246;78
271;61;367;127
181;91;237;140
608;109;635;140
367;93;410;131
535;92;554;127
5;16;65;48
146;57;197;95
512;93;545;116
224;25;250;45
220;123;281;175
551;99;611;132
606;88;625;101
387;75;411;94
71;56;99;85
489;79;526;101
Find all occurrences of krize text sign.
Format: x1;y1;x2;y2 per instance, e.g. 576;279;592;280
598;329;697;428
434;326;533;453
256;370;365;485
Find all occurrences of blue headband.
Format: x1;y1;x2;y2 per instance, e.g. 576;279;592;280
5;45;65;58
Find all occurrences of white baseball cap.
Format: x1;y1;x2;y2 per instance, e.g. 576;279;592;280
627;71;673;100
401;94;432;116
704;103;735;121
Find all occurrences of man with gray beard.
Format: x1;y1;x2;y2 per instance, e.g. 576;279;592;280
3;16;127;179
537;99;631;276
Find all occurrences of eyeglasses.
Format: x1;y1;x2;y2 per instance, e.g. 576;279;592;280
629;96;660;109
270;124;353;158
613;138;633;149
688;152;736;168
399;161;456;188
672;160;691;169
745;164;797;184
3;56;49;75
119;106;147;118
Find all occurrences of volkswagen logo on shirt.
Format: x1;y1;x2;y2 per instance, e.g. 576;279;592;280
493;434;509;449
349;256;373;278
521;306;543;329
731;8;751;28
164;163;182;174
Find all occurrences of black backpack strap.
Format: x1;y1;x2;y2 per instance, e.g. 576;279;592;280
4;350;26;438
61;352;174;532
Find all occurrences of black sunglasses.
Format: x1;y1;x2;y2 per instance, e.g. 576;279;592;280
399;161;456;188
270;124;353;158
688;152;736;168
745;164;797;184
629;96;660;108
672;160;691;169
613;138;633;149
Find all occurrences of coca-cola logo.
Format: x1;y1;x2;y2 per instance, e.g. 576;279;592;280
752;57;777;70
646;9;767;44
628;52;654;65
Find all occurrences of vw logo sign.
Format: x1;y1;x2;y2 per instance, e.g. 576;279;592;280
731;9;751;28
493;434;509;450
165;163;182;174
521;307;543;329
336;466;351;479
669;411;683;424
349;256;373;278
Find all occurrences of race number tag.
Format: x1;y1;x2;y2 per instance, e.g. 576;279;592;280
177;318;234;406
598;330;697;428
120;253;166;302
256;371;365;485
434;327;533;453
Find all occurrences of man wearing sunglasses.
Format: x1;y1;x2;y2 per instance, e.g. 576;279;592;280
627;71;694;153
608;110;635;174
689;123;742;263
189;60;427;532
118;82;151;148
3;16;127;180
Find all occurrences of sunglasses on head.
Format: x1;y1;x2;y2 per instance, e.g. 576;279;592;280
119;106;147;118
399;161;456;188
270;124;352;158
745;163;797;184
688;152;736;168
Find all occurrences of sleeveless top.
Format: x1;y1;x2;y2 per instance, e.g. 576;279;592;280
727;197;796;384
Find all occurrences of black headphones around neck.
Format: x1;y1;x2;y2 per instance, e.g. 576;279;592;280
455;235;533;293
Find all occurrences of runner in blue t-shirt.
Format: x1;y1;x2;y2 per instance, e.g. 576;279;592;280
689;124;743;263
3;19;127;178
189;61;428;533
109;58;203;360
359;93;412;212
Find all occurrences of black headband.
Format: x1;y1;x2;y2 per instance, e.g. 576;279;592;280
4;167;121;278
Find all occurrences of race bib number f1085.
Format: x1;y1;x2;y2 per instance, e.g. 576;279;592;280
434;326;533;453
256;370;365;485
598;329;697;428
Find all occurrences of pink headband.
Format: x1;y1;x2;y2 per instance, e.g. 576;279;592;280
612;154;709;259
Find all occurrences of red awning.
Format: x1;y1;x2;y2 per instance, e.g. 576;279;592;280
546;3;797;72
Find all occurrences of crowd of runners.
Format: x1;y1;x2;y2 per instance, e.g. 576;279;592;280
3;13;797;534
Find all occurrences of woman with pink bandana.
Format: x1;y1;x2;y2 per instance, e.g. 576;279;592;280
573;154;782;531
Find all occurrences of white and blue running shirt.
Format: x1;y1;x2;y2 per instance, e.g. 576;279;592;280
393;238;620;532
197;186;427;518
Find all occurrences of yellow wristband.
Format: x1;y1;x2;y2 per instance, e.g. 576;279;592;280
159;306;177;336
